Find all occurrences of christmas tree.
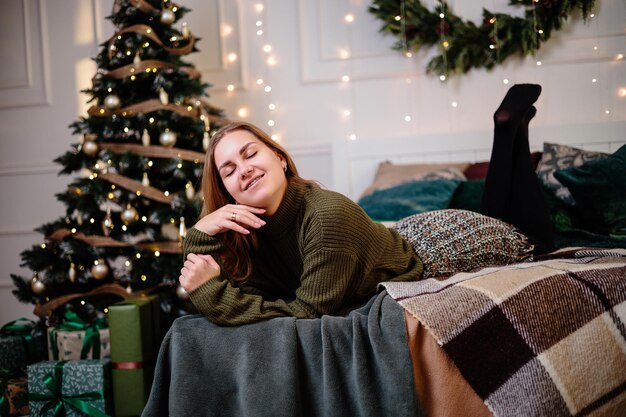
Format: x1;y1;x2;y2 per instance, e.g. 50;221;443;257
11;0;227;328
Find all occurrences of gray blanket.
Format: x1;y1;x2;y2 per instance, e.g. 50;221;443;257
141;290;420;417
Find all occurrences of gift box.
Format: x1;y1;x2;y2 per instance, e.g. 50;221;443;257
0;318;41;372
27;360;110;417
108;296;161;417
0;338;26;374
1;374;28;417
47;312;110;361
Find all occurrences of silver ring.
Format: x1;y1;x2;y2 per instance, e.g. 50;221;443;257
231;212;237;221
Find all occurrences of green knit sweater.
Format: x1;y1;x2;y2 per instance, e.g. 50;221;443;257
184;180;423;326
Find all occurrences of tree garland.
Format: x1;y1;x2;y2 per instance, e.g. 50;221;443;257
369;0;596;76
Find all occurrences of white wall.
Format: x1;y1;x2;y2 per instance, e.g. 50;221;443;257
0;0;624;324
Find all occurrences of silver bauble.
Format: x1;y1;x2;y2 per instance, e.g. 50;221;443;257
104;94;121;109
160;9;176;25
159;130;177;147
82;141;99;157
176;285;190;300
31;277;46;295
91;261;109;280
121;206;139;225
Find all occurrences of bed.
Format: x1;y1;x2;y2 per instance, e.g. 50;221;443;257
329;123;626;417
143;125;626;417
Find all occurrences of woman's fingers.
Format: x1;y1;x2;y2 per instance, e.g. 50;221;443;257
195;204;266;236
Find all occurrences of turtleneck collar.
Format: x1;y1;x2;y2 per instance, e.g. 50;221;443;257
260;179;307;236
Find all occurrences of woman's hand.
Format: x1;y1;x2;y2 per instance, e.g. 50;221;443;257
193;204;266;236
179;253;221;293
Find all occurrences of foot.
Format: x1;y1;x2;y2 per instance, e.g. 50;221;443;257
494;84;542;125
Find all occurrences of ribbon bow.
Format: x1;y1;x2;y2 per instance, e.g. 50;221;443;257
48;312;107;360
0;317;37;364
28;361;109;417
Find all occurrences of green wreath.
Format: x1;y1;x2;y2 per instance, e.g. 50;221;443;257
369;0;596;76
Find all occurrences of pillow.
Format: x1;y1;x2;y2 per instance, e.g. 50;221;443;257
553;145;626;238
358;179;462;222
535;143;608;206
393;209;534;278
448;180;485;212
360;161;469;198
464;152;542;180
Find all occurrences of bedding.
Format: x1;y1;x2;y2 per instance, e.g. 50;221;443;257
142;290;419;417
386;247;626;417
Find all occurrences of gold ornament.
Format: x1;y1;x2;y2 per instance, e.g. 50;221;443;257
159;87;169;105
160;8;176;25
159;130;177;147
142;129;151;146
182;21;190;38
102;206;114;236
94;159;109;174
74;210;83;226
91;260;109;280
176;285;190;300
31;273;46;295
134;52;141;64
121;204;139;225
82;140;99;157
69;262;77;283
104;94;121;109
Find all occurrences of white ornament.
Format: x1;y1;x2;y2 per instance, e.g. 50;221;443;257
134;52;141;64
159;87;169;105
182;22;190;38
91;260;109;280
160;9;176;25
179;217;187;240
202;131;210;151
142;129;151;146
31;274;46;295
121;205;139;225
104;94;121;109
142;172;150;187
185;182;195;200
159;130;177;147
176;285;190;300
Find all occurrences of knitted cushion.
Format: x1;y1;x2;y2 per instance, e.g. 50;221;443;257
393;209;534;279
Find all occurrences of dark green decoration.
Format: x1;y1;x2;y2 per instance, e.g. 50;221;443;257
11;0;229;330
369;0;596;76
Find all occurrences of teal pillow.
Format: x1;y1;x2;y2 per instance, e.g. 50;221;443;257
358;179;461;221
554;145;626;238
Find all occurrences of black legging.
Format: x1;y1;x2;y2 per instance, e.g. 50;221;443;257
480;84;555;254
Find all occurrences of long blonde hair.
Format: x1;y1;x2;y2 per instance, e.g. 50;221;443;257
200;121;313;283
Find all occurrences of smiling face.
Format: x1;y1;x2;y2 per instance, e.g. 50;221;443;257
213;129;288;216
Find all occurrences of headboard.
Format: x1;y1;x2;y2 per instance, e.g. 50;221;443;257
332;120;626;201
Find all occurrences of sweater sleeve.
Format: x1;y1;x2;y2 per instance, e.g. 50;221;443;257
188;248;363;326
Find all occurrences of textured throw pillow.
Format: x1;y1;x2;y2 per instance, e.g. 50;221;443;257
535;143;608;206
553;144;626;238
394;209;534;278
360;161;468;198
358;179;462;222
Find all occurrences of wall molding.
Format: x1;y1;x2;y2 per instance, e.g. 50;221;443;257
0;162;57;177
0;0;51;108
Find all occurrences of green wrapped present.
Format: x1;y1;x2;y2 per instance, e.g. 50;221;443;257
1;370;28;417
108;296;161;417
47;312;110;361
27;360;110;417
0;318;40;372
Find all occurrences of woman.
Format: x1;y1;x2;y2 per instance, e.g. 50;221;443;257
179;84;554;326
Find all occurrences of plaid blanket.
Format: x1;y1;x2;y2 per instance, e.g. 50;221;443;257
382;248;626;417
